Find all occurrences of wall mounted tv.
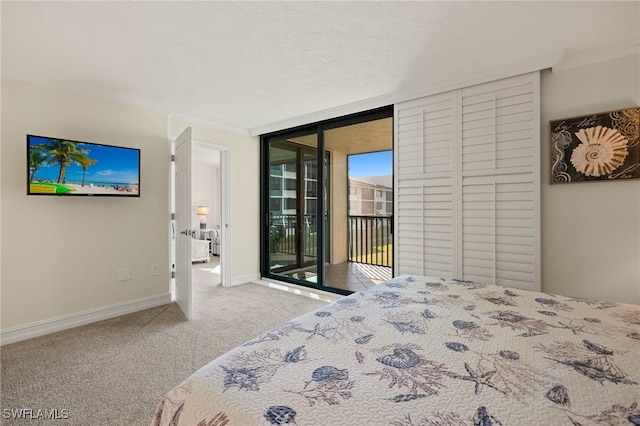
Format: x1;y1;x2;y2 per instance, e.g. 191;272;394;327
27;135;140;197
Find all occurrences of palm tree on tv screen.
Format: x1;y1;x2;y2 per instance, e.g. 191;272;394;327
28;146;48;182
39;139;90;183
75;154;98;187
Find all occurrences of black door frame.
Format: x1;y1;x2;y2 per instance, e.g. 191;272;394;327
268;139;320;273
260;105;393;295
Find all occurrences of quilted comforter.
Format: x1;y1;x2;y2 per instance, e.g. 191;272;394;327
152;276;640;425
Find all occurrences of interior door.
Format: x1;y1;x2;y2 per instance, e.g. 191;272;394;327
174;127;192;319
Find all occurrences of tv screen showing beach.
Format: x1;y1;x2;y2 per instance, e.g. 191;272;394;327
27;135;140;197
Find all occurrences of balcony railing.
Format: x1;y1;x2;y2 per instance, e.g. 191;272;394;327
349;215;393;267
269;214;393;268
270;215;317;257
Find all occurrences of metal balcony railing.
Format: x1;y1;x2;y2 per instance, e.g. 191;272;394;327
269;215;317;257
348;215;393;267
269;214;393;268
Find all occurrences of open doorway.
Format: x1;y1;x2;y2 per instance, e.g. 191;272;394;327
191;144;223;287
170;135;230;317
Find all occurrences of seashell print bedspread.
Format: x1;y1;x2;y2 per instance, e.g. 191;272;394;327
151;276;640;425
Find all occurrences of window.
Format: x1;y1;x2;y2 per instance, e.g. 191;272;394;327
285;198;297;210
270;198;282;212
285;178;296;191
270;165;282;176
270;177;282;192
306;181;317;198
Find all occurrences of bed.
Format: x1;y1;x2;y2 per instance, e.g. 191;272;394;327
152;275;640;425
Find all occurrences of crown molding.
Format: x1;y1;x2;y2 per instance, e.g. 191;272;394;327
2;71;170;117
249;49;565;136
7;40;635;139
2;71;251;136
552;39;640;72
167;113;250;137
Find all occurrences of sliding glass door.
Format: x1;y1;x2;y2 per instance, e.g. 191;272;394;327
265;131;323;286
261;106;393;295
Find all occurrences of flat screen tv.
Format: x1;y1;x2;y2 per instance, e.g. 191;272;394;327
27;134;140;197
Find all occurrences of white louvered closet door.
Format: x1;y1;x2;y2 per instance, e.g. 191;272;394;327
396;91;458;277
395;72;540;291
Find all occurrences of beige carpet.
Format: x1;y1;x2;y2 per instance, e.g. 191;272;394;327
0;263;329;425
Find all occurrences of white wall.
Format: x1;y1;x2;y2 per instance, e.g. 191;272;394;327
191;145;220;231
168;118;260;284
540;54;640;304
1;78;170;332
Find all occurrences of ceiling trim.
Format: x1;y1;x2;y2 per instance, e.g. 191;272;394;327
1;71;251;136
168;113;250;137
249;49;566;136
1;71;170;118
552;39;640;72
5;39;636;138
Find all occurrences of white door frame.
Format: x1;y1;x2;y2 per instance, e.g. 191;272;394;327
169;135;232;313
193;139;231;287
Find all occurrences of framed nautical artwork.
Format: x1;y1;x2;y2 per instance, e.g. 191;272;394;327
550;107;640;184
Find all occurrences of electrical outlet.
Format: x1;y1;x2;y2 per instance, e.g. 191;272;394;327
151;264;159;276
117;268;131;282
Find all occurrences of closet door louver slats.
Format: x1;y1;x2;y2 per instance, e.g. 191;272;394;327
460;74;538;290
396;73;540;291
396;92;457;277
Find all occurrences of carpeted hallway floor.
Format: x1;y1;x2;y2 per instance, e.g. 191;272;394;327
0;259;330;425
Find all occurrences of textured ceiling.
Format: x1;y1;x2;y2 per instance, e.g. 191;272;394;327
2;1;639;135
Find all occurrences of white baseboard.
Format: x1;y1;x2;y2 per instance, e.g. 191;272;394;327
225;273;261;287
0;293;171;346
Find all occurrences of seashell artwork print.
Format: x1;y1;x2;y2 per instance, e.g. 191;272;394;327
422;309;436;319
263;405;297;425
582;339;614;356
499;350;520;360
283;345;307;363
446;342;469;352
570;126;628;177
355;334;373;344
473;406;502;426
386;394;428;402
376;348;420;369
311;366;349;383
545;385;571;406
551;107;640;183
221;366;259;391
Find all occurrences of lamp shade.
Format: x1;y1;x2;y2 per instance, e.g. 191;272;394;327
196;206;210;215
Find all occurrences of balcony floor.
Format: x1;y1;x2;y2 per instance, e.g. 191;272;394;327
278;261;392;293
325;262;392;292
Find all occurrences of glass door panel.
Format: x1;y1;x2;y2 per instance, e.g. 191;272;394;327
267;133;318;286
268;144;297;272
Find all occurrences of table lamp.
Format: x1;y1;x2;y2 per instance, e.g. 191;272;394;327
197;206;210;229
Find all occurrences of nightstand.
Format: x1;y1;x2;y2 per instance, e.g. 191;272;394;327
192;238;210;263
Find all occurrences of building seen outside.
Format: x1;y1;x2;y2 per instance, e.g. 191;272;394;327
349;176;392;217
